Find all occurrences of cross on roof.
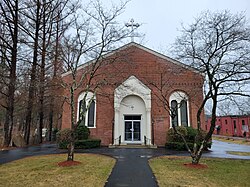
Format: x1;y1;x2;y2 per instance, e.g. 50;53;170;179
125;18;140;42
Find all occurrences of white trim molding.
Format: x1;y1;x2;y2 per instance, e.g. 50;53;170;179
77;92;96;128
169;91;190;127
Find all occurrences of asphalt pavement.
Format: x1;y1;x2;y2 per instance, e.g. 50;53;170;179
1;140;250;187
203;140;250;159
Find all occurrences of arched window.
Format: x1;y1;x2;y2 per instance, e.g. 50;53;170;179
169;91;189;127
77;92;96;128
180;100;188;127
87;101;95;127
171;100;178;127
79;100;86;126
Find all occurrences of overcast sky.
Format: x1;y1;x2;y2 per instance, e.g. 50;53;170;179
116;0;250;115
117;0;250;54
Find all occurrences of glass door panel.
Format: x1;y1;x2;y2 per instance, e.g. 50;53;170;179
133;121;141;141
125;121;132;141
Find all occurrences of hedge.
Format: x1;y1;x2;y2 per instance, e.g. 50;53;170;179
58;140;69;149
165;142;193;151
166;126;212;151
165;141;212;151
75;139;101;149
58;139;101;149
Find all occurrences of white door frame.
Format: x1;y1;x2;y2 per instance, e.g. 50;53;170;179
124;115;141;143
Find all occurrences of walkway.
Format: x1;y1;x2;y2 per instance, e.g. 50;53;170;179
75;148;179;187
104;149;160;187
1;140;250;187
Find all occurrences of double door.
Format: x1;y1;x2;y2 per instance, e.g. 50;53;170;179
124;115;141;142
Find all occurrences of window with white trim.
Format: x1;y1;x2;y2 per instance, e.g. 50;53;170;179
169;91;189;127
77;92;96;128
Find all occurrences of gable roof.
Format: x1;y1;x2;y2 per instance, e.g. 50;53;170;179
62;42;202;77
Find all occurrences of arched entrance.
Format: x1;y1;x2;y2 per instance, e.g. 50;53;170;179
120;95;146;143
114;76;151;145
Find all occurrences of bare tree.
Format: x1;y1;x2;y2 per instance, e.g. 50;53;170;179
0;0;19;146
61;0;130;161
47;0;77;141
20;0;43;145
37;0;75;143
18;0;76;145
172;10;250;164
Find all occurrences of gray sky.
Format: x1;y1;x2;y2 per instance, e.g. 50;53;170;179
118;0;250;53
117;0;250;115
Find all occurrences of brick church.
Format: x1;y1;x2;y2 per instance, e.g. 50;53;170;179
61;42;205;147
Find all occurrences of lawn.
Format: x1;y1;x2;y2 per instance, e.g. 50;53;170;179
149;156;250;187
0;154;115;187
226;151;250;156
213;136;250;146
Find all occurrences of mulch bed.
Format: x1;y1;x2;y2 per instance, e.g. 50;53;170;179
58;160;81;167
183;163;208;169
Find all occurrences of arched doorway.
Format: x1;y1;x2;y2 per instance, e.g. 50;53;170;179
120;95;146;143
114;76;151;145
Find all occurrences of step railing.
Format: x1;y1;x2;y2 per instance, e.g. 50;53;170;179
144;135;151;145
114;135;121;146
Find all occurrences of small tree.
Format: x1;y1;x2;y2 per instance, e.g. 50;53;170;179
172;10;250;164
61;0;130;161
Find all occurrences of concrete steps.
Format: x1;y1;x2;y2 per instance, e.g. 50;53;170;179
109;144;157;149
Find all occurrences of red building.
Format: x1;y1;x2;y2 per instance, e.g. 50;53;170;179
206;115;250;137
61;43;205;146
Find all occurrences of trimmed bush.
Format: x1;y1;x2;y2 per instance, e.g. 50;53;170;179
56;128;74;149
166;126;212;151
167;126;188;142
75;125;90;140
56;127;100;149
165;142;194;151
75;139;101;149
57;139;101;149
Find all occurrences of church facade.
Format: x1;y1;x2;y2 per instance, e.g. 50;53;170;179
61;43;205;147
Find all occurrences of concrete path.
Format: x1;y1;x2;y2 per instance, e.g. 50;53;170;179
1;140;250;187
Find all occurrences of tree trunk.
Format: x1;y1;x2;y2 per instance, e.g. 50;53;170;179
67;86;76;161
47;11;60;142
67;141;75;161
24;0;41;145
3;0;18;147
3;63;16;146
48;108;53;141
191;153;202;165
37;0;47;144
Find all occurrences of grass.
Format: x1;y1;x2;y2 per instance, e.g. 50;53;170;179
0;154;115;187
226;151;250;156
213;136;250;146
149;156;250;187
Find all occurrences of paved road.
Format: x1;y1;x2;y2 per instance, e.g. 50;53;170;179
0;143;66;164
203;140;250;159
1;141;250;187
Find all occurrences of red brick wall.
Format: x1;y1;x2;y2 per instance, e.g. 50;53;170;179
61;44;205;146
206;115;250;137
